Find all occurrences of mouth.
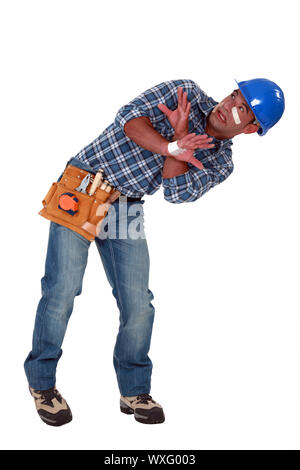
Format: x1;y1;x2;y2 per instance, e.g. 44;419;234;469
217;109;226;124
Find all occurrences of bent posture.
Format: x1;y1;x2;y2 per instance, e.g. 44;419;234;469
24;78;285;426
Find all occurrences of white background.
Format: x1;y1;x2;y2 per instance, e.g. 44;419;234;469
1;0;299;450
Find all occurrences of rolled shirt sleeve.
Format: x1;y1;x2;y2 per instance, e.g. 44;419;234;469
114;104;151;131
163;148;234;203
114;80;197;132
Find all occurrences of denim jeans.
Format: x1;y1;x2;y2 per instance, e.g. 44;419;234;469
24;158;155;396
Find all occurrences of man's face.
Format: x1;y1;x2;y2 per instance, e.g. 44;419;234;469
207;88;258;139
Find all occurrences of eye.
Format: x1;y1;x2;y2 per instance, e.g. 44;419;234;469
239;106;244;112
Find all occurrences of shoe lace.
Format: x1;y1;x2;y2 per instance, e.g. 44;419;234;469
136;393;154;405
39;388;62;407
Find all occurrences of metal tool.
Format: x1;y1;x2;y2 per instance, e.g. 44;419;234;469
75;174;91;194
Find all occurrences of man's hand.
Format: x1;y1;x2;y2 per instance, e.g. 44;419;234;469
158;87;214;170
158;87;190;137
167;133;214;170
176;133;214;152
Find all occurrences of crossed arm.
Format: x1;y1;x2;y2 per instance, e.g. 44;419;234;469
124;87;215;178
124;116;189;178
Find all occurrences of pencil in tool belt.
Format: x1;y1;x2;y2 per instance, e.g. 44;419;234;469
88;169;104;196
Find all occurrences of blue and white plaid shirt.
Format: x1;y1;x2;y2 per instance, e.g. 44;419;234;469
74;79;234;203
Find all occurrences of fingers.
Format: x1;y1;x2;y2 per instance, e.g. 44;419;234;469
161;86;191;119
183;90;187;111
192;140;215;149
179;133;215;150
177;87;189;112
187;142;215;150
180;133;213;144
157;103;171;117
186;101;191;116
189;157;204;170
171;151;204;170
181;132;207;140
177;87;183;107
191;137;214;146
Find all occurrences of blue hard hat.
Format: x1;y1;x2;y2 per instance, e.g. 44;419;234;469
235;78;285;136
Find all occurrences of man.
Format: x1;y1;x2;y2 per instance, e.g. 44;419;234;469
24;78;285;426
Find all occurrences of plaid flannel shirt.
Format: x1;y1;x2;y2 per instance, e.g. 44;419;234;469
74;79;234;203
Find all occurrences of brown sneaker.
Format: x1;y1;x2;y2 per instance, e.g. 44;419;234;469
120;393;165;424
29;386;72;426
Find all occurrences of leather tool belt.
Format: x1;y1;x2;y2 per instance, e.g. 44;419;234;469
39;164;121;241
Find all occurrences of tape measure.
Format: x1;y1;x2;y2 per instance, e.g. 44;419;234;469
58;192;79;216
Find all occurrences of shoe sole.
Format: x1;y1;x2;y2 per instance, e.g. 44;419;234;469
120;403;165;424
120;403;134;415
38;411;73;427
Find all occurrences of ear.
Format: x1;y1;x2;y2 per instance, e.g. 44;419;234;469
242;123;260;135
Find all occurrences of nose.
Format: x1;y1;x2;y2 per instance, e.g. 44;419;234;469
223;97;235;113
223;96;242;123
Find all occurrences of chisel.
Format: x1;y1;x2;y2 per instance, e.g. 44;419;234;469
88;169;104;196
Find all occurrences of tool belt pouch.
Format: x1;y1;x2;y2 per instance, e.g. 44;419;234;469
39;165;120;242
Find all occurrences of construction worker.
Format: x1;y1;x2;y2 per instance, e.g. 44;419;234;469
24;78;285;426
